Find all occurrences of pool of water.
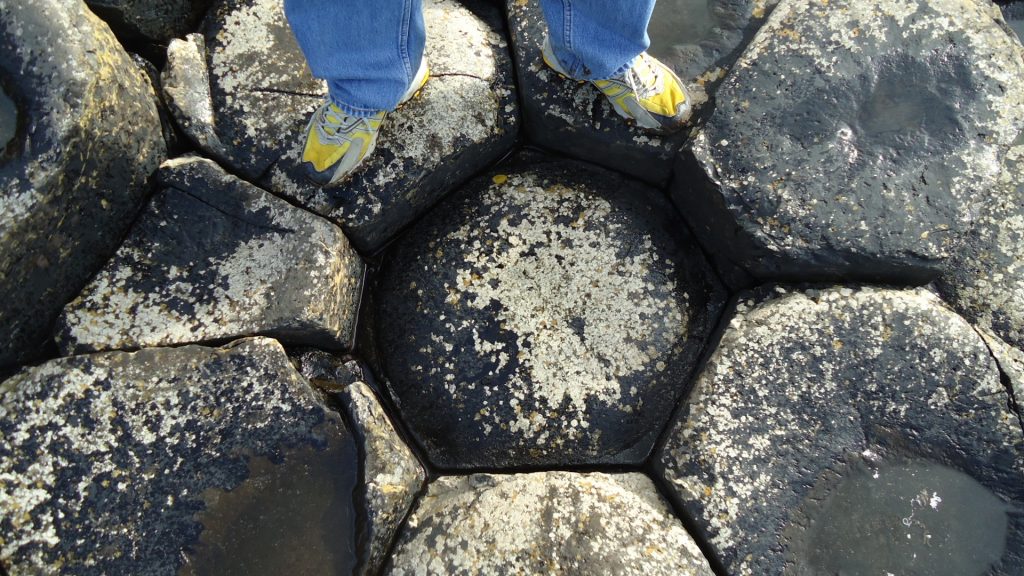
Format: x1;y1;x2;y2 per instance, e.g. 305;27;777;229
794;459;1009;576
0;86;15;151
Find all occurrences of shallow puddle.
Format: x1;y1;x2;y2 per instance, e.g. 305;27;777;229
796;459;1009;576
0;86;15;151
648;0;717;51
178;427;360;576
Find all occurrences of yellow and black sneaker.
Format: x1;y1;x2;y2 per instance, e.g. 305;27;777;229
300;58;429;187
541;37;691;134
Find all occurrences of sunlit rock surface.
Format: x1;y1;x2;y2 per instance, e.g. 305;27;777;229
385;472;714;576
56;157;364;354
0;0;166;367
654;286;1024;575
376;154;726;469
85;0;209;43
0;338;360;576
673;0;1024;285
166;0;518;253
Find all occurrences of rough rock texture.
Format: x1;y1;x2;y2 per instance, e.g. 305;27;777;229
292;348;368;392
85;0;209;43
0;337;360;576
56;156;364;354
161;35;225;158
168;0;518;253
377;155;726;469
340;383;425;576
647;0;778;91
503;0;737;183
385;472;714;576
654;286;1024;575
673;0;1024;285
936;139;1024;349
0;0;167;367
975;325;1024;422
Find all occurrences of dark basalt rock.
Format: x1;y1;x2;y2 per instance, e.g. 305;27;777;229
1002;2;1024;42
936;133;1024;350
654;286;1024;575
165;0;518;254
56;156;364;354
376;154;726;469
672;0;1024;286
0;338;360;575
647;0;778;90
85;0;210;44
0;0;167;368
385;472;714;576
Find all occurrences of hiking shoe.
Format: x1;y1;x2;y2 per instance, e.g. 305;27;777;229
300;58;429;187
541;37;691;134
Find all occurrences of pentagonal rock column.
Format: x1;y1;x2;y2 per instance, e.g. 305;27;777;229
385;472;714;575
0;0;167;366
376;154;726;469
673;0;1024;285
164;0;518;253
56;157;364;354
0;338;360;575
654;286;1024;575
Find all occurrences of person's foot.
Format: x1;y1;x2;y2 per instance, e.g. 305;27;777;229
541;37;692;134
299;58;429;187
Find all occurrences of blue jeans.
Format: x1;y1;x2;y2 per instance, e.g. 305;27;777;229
284;0;657;117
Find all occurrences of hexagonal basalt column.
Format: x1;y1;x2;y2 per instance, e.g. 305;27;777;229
164;0;518;253
0;338;360;575
0;0;167;367
376;154;726;469
386;472;714;575
654;286;1024;575
673;0;1024;285
56;157;365;354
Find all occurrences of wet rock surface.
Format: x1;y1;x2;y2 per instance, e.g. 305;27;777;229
674;0;1024;284
0;337;360;575
385;472;714;576
377;155;726;469
0;86;14;150
506;0;690;185
85;0;209;43
172;0;518;253
937;140;1024;350
56;156;364;354
654;286;1024;575
0;0;167;367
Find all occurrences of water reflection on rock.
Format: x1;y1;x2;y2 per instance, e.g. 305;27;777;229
791;458;1010;576
180;428;360;576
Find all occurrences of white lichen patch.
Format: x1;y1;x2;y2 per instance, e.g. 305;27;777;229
445;174;687;441
387;472;713;576
656;286;1023;576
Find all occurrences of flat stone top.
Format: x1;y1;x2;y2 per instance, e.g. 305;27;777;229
0;338;348;575
377;157;725;468
655;286;1024;575
694;0;1024;262
386;472;713;576
0;86;14;151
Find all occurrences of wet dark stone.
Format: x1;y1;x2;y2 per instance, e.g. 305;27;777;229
647;0;777;87
672;0;1024;286
1002;2;1024;41
0;338;360;575
654;286;1024;575
0;86;14;151
786;460;1010;576
168;0;518;254
385;472;714;576
376;154;726;469
506;0;690;186
56;156;364;354
85;0;210;44
0;0;167;368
